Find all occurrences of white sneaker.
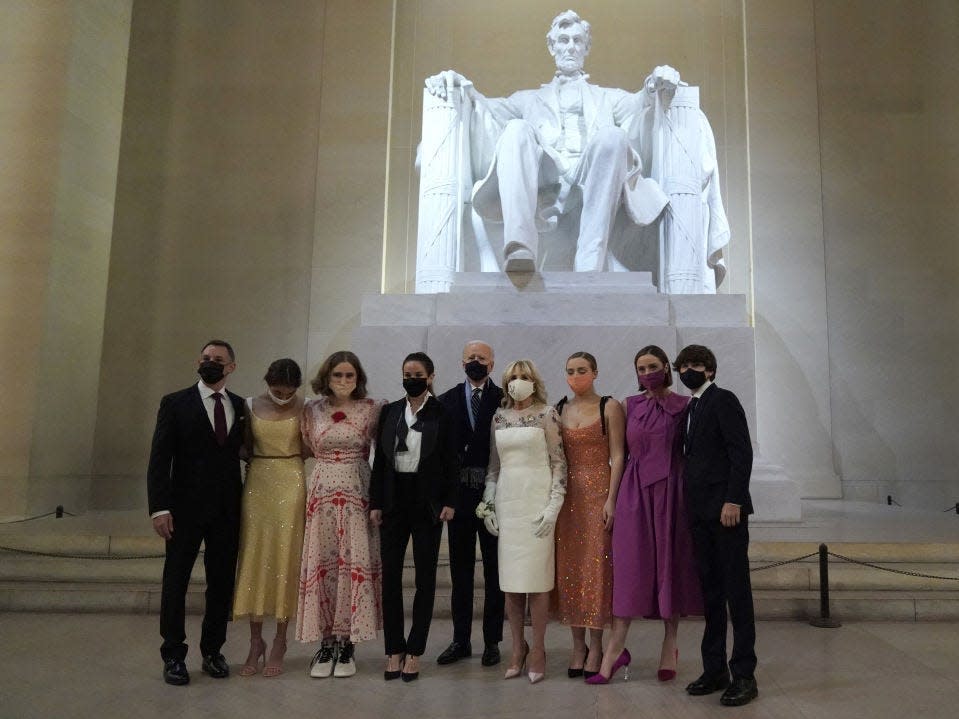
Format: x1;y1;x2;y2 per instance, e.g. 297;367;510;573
333;642;356;678
310;642;337;678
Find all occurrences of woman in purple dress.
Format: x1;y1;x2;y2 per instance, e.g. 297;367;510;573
587;345;702;684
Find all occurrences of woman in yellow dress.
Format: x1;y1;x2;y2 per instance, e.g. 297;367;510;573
233;358;307;677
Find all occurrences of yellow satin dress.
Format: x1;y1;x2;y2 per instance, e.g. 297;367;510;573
232;409;306;622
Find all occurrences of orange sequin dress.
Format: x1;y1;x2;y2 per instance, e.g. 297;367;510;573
553;418;613;628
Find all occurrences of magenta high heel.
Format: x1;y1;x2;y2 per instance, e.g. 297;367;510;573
585;648;631;685
657;648;678;682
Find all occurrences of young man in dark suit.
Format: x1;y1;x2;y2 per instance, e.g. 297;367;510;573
147;340;247;686
435;341;505;667
676;344;758;706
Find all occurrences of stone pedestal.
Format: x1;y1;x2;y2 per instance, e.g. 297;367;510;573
353;272;801;521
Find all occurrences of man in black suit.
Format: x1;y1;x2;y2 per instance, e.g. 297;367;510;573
435;341;505;667
676;344;758;707
147;340;247;686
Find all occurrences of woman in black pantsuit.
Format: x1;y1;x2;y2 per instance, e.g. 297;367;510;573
370;352;459;682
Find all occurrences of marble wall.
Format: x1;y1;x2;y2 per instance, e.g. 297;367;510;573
814;0;959;510
0;1;132;517
89;0;393;510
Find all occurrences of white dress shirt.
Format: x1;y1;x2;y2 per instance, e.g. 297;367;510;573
197;379;235;433
393;394;431;473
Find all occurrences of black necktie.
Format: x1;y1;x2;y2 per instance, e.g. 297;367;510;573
471;387;482;427
211;392;227;446
684;397;699;454
396;407;425;453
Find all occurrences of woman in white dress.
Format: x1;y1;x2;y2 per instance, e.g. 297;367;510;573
476;359;566;684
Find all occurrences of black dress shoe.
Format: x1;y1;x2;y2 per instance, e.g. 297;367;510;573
583;670;598;680
201;653;230;678
720;676;759;706
481;643;501;667
400;670;419;682
437;641;472;665
163;659;190;686
685;671;731;695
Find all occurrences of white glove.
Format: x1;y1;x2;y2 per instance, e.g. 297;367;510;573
531;493;563;538
476;481;498;535
531;513;555;538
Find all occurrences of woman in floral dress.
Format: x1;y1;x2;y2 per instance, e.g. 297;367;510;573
296;351;384;678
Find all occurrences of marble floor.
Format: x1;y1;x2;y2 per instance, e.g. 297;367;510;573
1;614;957;719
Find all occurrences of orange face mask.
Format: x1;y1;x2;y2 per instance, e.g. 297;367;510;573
566;373;594;395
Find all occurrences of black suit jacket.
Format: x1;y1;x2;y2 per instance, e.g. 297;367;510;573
438;379;503;469
370;395;459;520
682;383;754;520
147;384;247;522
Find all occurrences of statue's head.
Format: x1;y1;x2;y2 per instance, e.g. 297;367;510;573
546;10;591;74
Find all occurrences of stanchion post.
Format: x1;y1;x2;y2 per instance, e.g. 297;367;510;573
809;543;841;628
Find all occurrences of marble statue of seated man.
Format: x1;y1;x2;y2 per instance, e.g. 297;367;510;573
425;9;678;272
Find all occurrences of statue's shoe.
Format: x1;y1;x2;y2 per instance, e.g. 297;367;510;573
504;248;535;272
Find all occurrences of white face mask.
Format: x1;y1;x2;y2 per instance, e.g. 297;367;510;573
507;378;535;402
268;389;295;406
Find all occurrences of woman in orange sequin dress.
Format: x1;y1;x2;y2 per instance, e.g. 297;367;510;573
553;352;625;679
296;351;385;679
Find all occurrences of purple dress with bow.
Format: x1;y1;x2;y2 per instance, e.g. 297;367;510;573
611;392;703;619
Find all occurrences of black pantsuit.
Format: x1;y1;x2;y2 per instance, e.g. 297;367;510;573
683;382;757;680
438;379;505;647
380;474;445;656
371;397;459;657
147;384;246;663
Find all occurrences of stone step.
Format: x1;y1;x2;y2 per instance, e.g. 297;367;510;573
2;580;957;622
3;516;959;619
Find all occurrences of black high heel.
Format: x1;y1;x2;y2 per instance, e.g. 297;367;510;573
401;655;420;682
384;653;404;681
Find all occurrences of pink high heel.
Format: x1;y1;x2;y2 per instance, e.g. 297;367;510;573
585;648;631;685
504;642;530;680
528;646;546;684
657;648;678;681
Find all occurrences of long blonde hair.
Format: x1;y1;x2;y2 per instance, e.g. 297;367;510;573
500;359;549;408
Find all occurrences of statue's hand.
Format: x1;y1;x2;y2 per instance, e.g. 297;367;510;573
425;70;473;101
647;64;681;93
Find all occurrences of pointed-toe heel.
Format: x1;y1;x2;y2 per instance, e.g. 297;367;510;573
657;648;678;682
504;642;530;680
585;648;631;685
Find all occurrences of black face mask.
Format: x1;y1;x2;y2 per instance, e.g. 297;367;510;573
679;368;708;391
198;361;226;385
403;377;429;397
464;360;489;382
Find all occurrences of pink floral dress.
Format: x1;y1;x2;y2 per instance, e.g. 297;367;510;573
295;397;385;643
